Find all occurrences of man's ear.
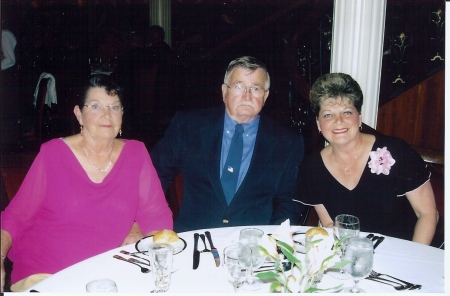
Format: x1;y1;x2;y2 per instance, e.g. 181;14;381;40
221;84;228;102
263;90;270;104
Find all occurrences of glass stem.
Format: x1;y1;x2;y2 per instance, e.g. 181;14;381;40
247;268;254;284
351;280;360;293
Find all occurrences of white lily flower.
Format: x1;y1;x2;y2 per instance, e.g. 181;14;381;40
307;234;336;274
260;233;279;259
287;275;300;293
271;219;294;248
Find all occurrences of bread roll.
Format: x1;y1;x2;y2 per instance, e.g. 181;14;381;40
306;227;329;238
153;229;179;244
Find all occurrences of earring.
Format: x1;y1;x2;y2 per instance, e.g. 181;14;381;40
319;130;322;134
80;125;83;136
119;129;122;137
359;126;362;130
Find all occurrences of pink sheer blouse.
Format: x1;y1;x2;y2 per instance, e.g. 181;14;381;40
1;138;172;284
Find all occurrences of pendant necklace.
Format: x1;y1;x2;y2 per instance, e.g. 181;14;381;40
339;143;361;175
83;140;114;173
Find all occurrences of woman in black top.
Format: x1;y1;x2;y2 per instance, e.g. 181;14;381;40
296;73;438;244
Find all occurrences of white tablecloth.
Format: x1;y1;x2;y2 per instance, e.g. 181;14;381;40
24;225;444;294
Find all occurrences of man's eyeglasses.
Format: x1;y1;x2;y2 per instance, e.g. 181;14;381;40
224;82;267;98
83;103;123;114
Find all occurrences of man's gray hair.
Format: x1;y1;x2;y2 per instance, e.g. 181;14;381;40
224;56;270;90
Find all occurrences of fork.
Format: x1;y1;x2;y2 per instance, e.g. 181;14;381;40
120;250;151;265
199;234;210;252
367;276;412;290
370;270;421;289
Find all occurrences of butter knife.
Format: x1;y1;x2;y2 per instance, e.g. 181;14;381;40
373;236;385;250
205;231;220;267
193;233;200;269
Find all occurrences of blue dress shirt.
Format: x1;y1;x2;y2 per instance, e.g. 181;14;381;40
220;112;260;191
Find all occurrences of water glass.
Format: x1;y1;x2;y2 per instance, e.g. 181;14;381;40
334;214;360;254
238;228;265;290
330;214;360;280
222;245;252;292
343;237;374;293
86;279;118;292
148;243;174;293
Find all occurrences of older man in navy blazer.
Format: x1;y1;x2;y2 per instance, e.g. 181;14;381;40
151;56;305;232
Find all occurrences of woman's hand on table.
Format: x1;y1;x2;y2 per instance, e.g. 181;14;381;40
120;222;144;246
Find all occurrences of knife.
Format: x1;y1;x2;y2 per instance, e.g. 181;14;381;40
373;236;385;250
193;233;200;269
205;231;220;267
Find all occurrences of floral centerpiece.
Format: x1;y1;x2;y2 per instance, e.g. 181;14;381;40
256;219;349;293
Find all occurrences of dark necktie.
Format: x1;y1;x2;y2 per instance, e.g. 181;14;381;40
221;124;244;205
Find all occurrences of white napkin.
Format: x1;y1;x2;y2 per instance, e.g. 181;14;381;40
34;72;57;107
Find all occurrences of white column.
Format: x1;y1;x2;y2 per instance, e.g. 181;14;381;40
149;0;171;47
331;0;387;128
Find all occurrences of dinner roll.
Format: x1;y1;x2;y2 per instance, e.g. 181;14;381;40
153;229;179;244
306;227;329;238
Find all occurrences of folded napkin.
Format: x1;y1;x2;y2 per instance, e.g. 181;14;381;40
34;72;57;107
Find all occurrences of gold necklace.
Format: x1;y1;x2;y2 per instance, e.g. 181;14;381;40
83;140;114;173
336;144;361;175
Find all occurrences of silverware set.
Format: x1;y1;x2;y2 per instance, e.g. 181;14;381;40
113;254;150;273
366;270;421;290
366;233;385;251
193;231;220;269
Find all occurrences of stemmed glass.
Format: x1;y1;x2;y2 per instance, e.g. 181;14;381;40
238;228;265;290
331;214;360;279
343;237;374;293
222;245;253;292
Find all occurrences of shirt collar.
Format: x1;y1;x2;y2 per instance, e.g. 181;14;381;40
223;111;260;135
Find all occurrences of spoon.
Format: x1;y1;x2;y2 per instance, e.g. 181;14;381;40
113;255;150;273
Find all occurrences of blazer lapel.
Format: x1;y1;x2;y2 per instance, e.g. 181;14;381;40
200;108;228;208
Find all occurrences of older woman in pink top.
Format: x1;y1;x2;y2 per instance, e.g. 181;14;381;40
0;75;173;292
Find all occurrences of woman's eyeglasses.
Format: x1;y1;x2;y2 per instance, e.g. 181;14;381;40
83;103;123;114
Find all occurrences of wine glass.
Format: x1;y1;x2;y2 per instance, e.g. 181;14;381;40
342;237;374;293
86;279;118;292
222;245;252;292
331;214;360;279
238;228;265;290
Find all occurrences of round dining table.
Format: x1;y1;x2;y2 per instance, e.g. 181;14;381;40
25;225;444;293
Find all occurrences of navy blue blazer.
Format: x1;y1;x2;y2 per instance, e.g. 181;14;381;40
151;105;305;232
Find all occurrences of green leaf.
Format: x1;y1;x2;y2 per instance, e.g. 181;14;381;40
330;259;351;269
280;248;301;264
269;281;282;293
255;271;279;280
276;240;294;253
305;283;344;293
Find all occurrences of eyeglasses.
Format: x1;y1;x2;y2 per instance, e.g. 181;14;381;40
224;82;267;98
83;103;123;114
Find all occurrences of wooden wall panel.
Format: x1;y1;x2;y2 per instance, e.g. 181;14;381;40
376;70;444;152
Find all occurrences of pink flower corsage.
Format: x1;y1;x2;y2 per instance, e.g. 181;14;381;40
368;147;396;175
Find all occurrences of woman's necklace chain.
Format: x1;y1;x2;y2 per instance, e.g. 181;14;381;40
83;140;114;173
337;143;362;175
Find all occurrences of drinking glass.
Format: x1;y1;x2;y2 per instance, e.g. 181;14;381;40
86;279;118;292
238;228;265;290
335;214;360;253
222;245;253;292
148;243;174;293
343;237;374;293
331;214;360;279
